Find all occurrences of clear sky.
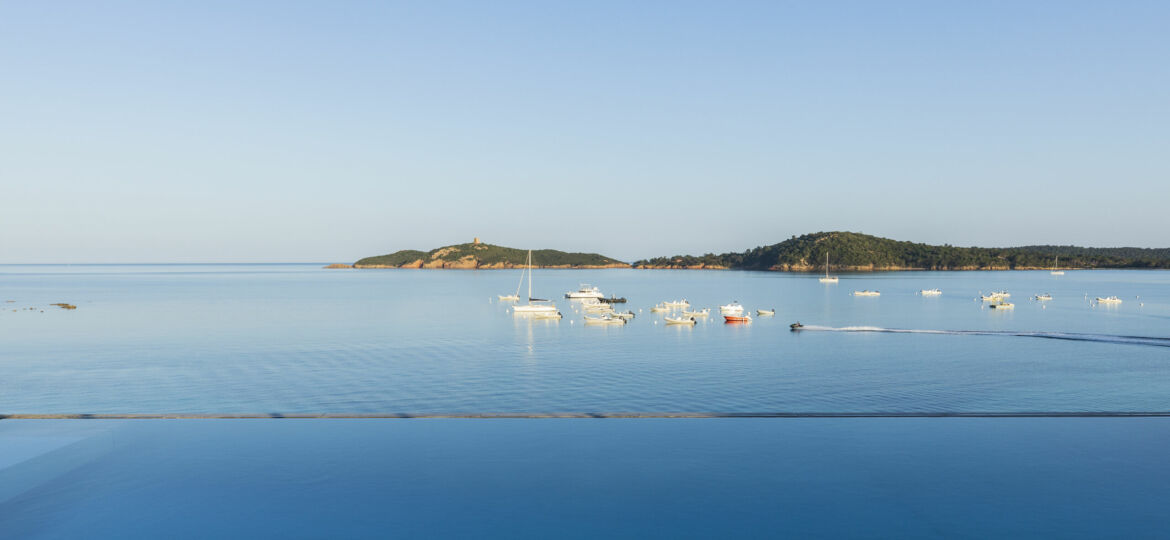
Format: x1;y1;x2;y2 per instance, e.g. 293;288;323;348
2;1;1167;263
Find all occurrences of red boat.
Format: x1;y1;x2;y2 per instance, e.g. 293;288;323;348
723;315;752;323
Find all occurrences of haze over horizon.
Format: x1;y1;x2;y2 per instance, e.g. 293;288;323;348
3;1;1168;263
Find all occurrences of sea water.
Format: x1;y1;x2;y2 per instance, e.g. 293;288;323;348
3;265;1170;537
2;264;1168;413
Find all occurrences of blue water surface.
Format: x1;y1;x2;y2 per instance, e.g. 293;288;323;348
2;265;1168;413
1;418;1168;538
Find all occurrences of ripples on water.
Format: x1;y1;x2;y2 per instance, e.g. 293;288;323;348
1;265;1168;413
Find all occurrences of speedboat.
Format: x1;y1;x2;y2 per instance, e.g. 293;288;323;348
723;314;752;323
789;322;803;330
1033;294;1053;301
756;309;775;316
565;284;604;299
719;302;744;314
664;316;696;325
920;289;942;296
681;308;710;318
1096;296;1122;304
852;290;880;297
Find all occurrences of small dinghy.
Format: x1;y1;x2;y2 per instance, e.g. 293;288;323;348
756;309;775;316
723;314;752;323
664;316;696;325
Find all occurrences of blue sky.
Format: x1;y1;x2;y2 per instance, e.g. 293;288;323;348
2;1;1167;262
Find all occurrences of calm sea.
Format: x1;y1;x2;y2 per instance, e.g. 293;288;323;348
2;264;1168;413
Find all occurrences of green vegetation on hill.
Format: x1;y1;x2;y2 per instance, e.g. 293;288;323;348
633;232;1170;270
355;242;626;268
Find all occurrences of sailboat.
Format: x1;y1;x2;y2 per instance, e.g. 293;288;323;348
818;253;838;283
498;260;525;301
512;250;558;314
1050;256;1064;276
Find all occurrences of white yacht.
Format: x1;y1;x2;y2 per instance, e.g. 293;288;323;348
1050;257;1064;276
818;253;838;283
565;284;604;299
512;250;558;314
719;302;744;314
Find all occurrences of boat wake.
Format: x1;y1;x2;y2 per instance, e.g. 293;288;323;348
795;325;1170;348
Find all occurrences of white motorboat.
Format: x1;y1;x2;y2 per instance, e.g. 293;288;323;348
1050;257;1064;276
979;291;1010;301
584;314;626;325
756;309;775;316
920;289;942;296
1034;294;1053;301
852;290;880;297
681;308;710;318
565;284;604;299
531;311;563;320
650;304;671;313
512;250;558;314
663;299;690;308
719;302;744;314
664;316;697;325
818;252;838;283
583;303;614;312
1096;296;1122;304
989;301;1014;309
610;311;635;320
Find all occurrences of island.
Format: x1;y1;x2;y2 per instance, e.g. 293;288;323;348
352;238;629;269
633;231;1170;271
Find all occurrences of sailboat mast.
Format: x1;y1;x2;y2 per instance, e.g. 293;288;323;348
527;250;533;300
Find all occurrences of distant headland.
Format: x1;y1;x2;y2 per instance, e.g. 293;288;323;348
346;238;627;269
330;232;1170;271
634;232;1170;271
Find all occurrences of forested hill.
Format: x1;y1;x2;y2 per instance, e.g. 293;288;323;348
354;242;627;269
632;232;1170;271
